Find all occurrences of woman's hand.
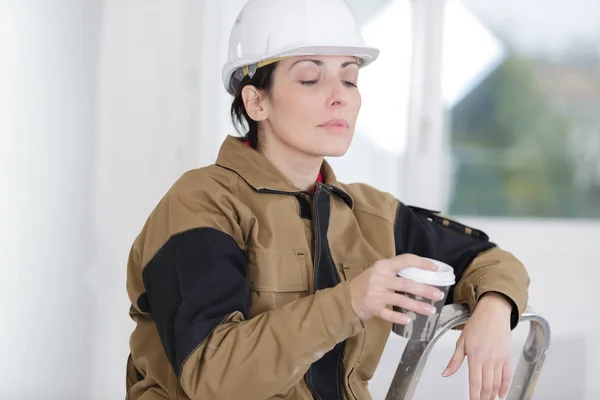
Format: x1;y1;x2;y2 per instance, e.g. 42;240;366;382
442;292;514;400
348;254;445;325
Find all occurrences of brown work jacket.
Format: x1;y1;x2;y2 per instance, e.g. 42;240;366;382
126;135;529;399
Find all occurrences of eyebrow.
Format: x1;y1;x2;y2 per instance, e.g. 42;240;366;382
288;59;359;71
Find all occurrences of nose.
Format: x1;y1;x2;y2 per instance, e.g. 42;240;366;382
326;77;347;108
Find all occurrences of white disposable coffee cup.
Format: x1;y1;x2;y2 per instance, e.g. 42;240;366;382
392;258;456;341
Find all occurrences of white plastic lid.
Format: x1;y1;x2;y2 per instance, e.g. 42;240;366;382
397;258;456;286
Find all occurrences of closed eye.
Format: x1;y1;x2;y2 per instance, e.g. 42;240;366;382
301;80;358;87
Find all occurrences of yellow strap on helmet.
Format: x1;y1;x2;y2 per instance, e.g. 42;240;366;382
242;57;286;78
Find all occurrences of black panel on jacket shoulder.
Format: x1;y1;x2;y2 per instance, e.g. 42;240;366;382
407;206;490;241
393;202;496;304
141;227;248;377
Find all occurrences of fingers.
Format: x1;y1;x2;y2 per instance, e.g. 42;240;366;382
377;307;411;325
480;364;494;400
471;362;504;400
387;277;445;302
491;363;503;400
389;253;438;271
468;357;483;400
499;361;512;398
385;292;436;316
442;337;465;377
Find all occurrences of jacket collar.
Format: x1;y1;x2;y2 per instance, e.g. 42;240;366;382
215;135;353;206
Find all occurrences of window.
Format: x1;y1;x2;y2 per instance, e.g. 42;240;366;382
443;0;600;218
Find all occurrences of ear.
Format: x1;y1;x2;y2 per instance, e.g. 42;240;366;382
242;85;269;122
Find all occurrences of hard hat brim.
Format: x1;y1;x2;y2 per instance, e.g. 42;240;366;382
222;45;380;95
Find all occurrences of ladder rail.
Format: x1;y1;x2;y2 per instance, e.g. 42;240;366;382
385;304;551;400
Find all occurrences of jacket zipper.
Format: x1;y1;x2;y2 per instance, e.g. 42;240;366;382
305;184;322;400
261;184;348;400
329;186;348;400
308;183;348;400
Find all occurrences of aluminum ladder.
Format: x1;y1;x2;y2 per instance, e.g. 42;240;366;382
386;304;551;400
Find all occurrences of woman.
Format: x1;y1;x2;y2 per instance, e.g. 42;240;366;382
125;0;529;399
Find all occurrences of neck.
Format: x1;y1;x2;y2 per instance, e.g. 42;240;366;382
258;133;323;192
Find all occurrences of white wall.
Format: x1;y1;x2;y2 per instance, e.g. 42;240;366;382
2;1;599;399
90;2;183;399
0;0;102;399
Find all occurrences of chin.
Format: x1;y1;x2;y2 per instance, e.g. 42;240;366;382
321;146;350;157
311;137;353;157
326;129;354;154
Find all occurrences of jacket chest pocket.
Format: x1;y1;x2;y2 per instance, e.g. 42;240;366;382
341;261;373;281
246;248;310;317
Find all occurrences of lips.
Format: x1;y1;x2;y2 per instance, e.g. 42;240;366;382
319;119;349;129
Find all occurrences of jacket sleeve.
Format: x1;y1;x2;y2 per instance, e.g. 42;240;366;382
393;203;530;329
137;189;363;400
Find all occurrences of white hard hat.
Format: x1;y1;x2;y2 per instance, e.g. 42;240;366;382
222;0;380;95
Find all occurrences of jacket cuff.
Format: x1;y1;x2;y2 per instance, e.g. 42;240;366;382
477;289;521;329
468;284;526;330
456;247;530;330
316;281;364;344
